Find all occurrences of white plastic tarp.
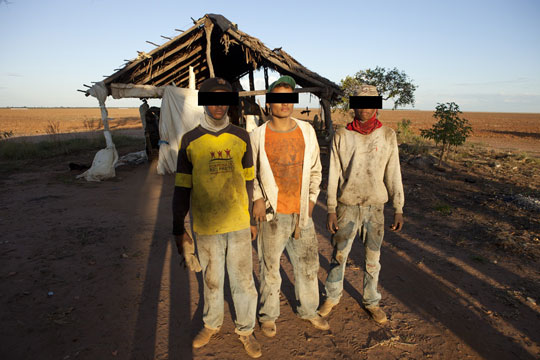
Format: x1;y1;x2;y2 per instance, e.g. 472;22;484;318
77;82;119;182
157;86;204;175
110;83;165;99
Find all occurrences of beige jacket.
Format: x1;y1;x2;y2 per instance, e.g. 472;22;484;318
250;118;322;229
327;126;404;214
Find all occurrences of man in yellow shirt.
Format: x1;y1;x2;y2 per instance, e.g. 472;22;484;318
172;78;261;358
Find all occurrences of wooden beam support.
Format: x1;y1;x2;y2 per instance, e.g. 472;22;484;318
132;44;203;84
238;87;326;97
154;61;205;88
320;98;333;142
151;52;204;87
264;67;269;89
169;65;208;88
248;70;255;91
204;17;215;77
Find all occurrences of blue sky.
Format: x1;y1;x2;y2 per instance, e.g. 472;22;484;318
1;0;539;112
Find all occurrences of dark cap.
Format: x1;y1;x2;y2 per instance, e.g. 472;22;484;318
199;77;233;92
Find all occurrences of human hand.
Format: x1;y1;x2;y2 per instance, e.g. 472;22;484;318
250;225;258;241
390;213;404;232
175;232;201;272
327;213;339;234
253;198;267;223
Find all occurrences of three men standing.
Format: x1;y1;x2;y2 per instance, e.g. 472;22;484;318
172;78;405;356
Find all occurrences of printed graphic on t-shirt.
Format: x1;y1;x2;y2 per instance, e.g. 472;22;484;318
209;149;234;174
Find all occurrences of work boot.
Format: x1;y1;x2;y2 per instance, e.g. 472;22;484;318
260;321;277;338
239;333;262;358
192;327;218;348
318;299;338;317
366;306;387;324
306;315;330;330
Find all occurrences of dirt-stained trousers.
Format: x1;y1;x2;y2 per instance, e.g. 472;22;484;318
196;228;258;336
257;213;320;322
324;204;385;308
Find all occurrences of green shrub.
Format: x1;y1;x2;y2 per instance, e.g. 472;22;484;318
421;102;472;165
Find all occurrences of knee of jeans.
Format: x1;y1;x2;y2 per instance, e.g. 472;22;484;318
335;249;346;265
204;266;221;290
365;249;380;272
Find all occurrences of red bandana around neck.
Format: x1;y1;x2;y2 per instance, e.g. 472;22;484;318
346;111;382;135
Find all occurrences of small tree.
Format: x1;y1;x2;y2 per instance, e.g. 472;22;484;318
337;66;417;110
421;102;472;165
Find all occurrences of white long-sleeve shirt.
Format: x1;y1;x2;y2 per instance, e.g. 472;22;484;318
250;118;322;229
327;126;404;214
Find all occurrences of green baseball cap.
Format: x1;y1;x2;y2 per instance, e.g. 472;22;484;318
267;75;296;92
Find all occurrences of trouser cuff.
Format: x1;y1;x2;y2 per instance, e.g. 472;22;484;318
235;328;254;336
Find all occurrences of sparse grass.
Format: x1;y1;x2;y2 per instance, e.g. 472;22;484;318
396;118;431;156
434;202;453;215
2;130;13;139
45;120;61;136
83;117;102;131
0;134;143;161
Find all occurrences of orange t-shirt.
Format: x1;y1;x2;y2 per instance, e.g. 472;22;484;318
265;124;305;214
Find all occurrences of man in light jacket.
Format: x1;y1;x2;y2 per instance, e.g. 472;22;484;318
319;85;404;324
251;75;329;338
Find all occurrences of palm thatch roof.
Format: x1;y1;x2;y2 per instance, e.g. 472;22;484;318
94;13;342;102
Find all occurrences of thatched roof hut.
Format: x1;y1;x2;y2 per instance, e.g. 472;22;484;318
82;13;341;135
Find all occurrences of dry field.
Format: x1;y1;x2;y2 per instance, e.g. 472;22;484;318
1;107;538;156
1;107;539;360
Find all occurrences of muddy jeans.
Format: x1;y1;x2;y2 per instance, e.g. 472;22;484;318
196;228;258;336
324;204;385;308
258;213;320;322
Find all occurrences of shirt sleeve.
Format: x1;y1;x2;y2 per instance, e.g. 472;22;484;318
243;134;256;226
308;125;322;204
249;129;264;202
172;135;192;235
383;130;405;214
326;131;341;214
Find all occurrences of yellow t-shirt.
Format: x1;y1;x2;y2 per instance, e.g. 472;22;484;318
175;124;254;235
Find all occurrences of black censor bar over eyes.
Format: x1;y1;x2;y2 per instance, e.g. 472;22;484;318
349;96;383;109
198;92;239;106
265;92;299;104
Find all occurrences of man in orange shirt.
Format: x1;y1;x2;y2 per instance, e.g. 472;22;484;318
251;76;329;337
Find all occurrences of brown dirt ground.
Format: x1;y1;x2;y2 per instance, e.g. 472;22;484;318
0;108;539;359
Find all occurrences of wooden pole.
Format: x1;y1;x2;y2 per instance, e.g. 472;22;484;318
204;18;215;77
248;70;255;91
264;67;269;89
146;40;160;47
238;87;326;97
321;98;333;142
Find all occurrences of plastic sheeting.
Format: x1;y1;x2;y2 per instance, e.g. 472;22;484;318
78;82;119;182
77;131;119;181
110;83;165;99
157;86;204;175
